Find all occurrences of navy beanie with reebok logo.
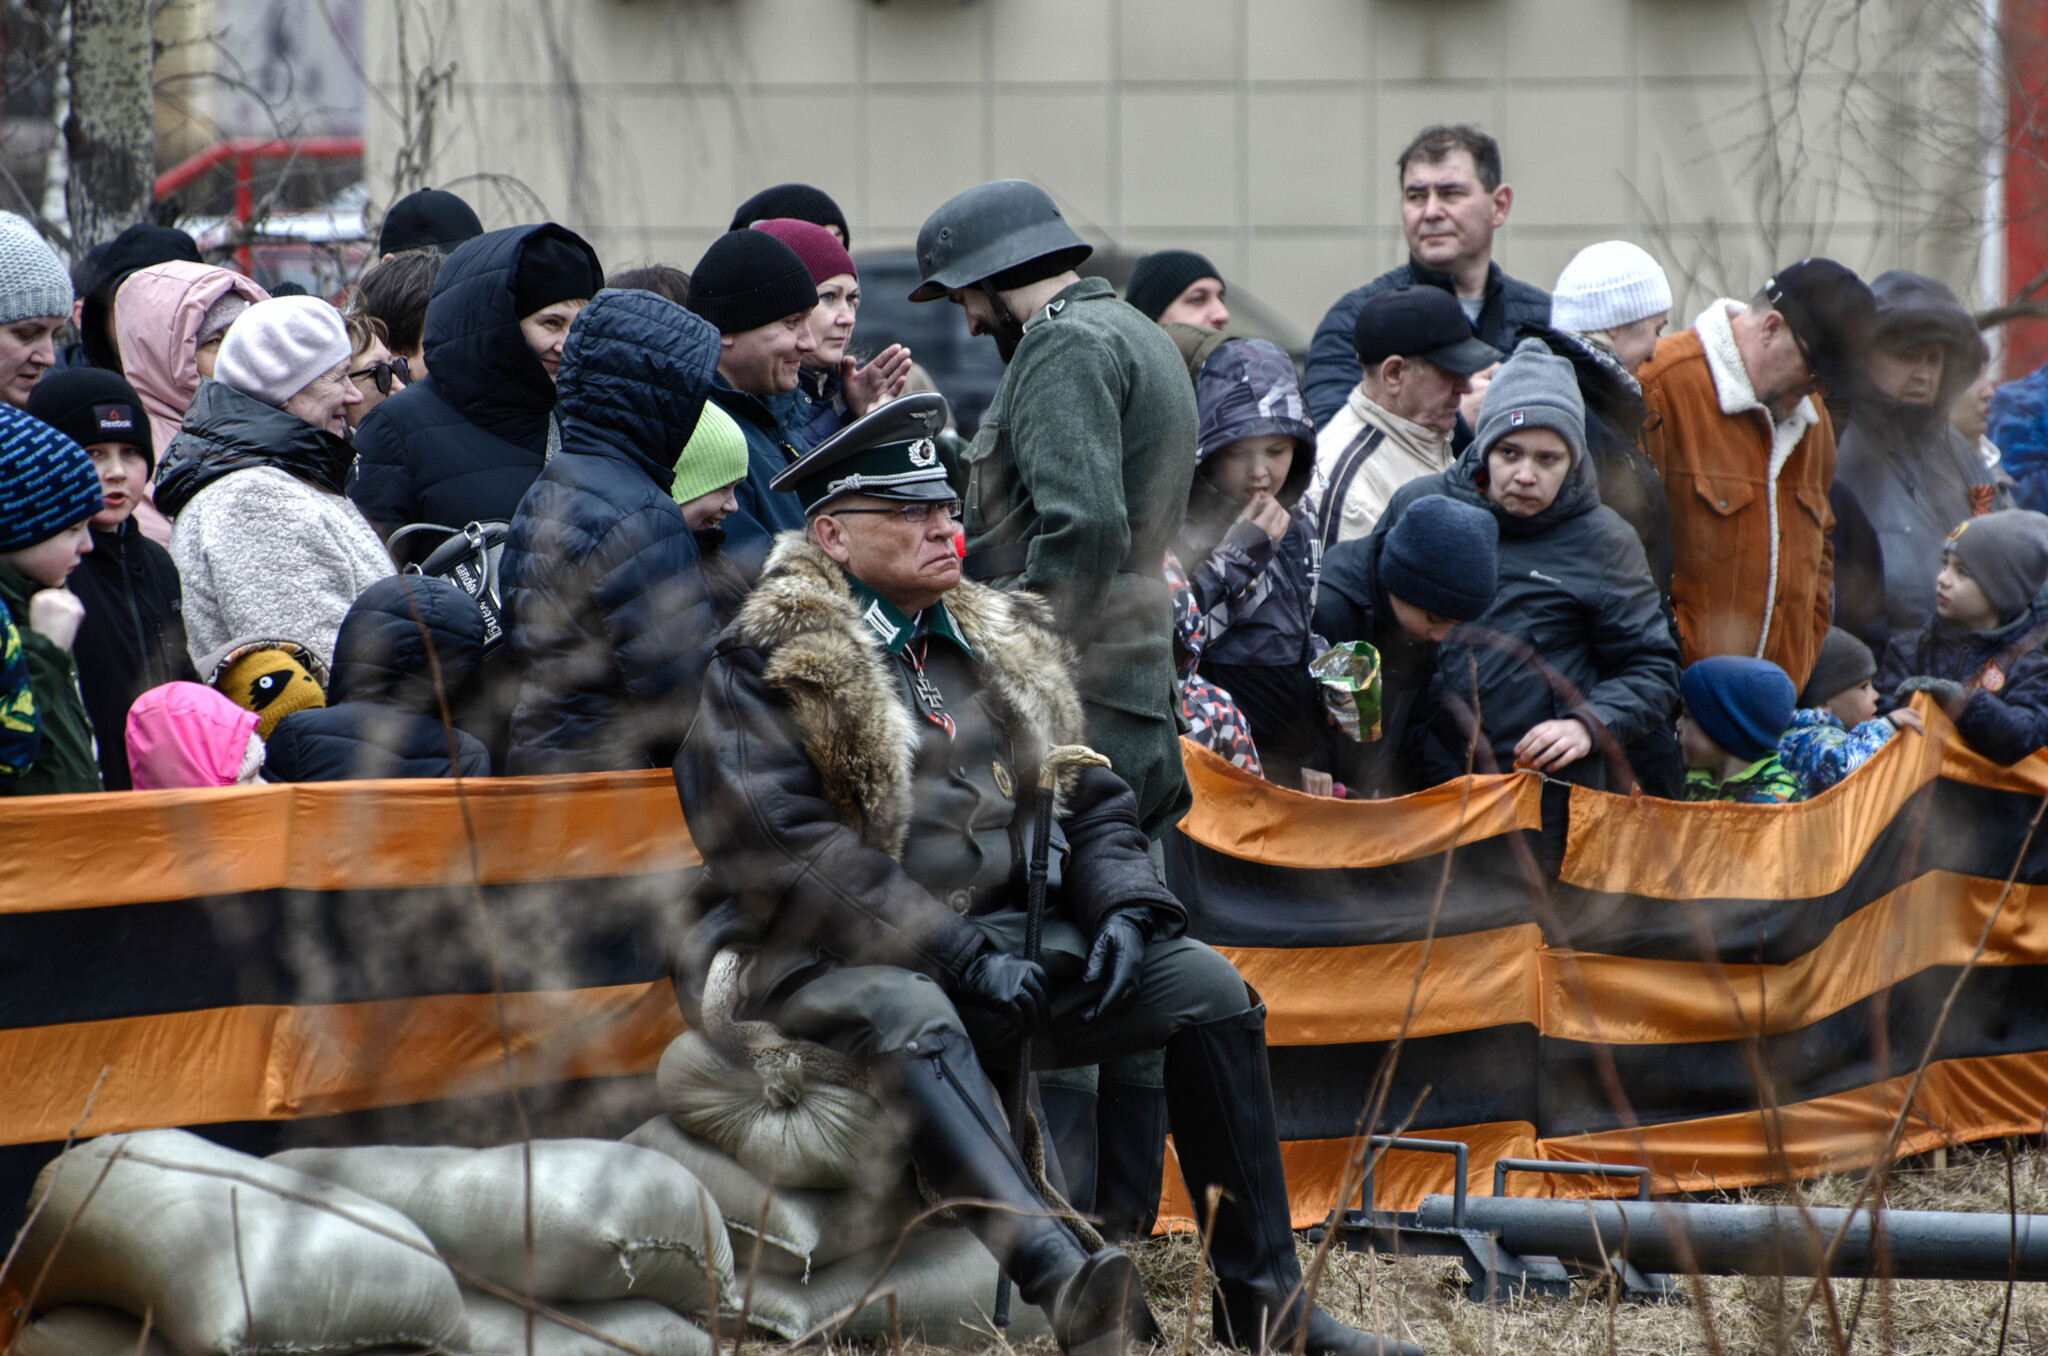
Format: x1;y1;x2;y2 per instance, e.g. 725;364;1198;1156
27;367;155;477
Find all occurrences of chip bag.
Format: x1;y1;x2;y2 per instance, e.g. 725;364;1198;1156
1311;641;1382;742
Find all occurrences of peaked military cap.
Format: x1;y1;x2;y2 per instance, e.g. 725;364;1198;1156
771;392;954;513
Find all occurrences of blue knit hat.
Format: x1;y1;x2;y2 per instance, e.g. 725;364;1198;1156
1378;494;1501;623
0;402;102;552
1680;656;1797;763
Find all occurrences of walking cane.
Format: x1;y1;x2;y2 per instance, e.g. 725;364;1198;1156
993;758;1058;1329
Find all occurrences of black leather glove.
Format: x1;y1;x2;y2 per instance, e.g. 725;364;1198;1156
957;951;1048;1035
1082;907;1153;1023
1894;676;1967;709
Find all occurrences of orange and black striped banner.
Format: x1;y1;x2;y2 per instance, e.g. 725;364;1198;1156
4;699;2046;1230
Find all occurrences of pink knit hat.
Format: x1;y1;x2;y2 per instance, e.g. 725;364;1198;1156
127;682;263;789
750;218;857;287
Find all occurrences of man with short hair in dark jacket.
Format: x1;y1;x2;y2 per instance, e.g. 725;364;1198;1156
499;287;742;774
1302;125;1550;430
263;575;492;781
348;223;603;555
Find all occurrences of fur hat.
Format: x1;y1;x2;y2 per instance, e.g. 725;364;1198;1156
214;296;353;407
203;637;328;740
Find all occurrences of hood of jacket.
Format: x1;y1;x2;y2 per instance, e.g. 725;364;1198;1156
1194;338;1315;479
1163;321;1231;385
554;287;722;491
326;574;487;711
154;379;356;517
125;681;259;789
1852;270;1988;440
114;262;272;455
421;223;601;450
1441;397;1602;538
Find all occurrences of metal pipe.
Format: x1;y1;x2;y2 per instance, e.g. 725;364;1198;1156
1415;1194;2048;1282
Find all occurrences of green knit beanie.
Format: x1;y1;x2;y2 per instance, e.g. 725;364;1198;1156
671;401;750;505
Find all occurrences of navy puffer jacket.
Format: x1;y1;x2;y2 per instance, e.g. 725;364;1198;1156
348;223;602;552
500;287;747;774
264;575;493;781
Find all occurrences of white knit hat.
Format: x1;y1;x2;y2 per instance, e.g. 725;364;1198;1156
214;296;353;407
0;212;72;325
1550;241;1673;334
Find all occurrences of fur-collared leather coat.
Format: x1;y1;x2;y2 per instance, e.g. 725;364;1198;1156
671;533;1184;1018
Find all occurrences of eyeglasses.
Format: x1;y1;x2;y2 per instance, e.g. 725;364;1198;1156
347;355;411;395
827;498;964;525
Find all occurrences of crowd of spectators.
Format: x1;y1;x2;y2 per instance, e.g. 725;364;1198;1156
4;121;2048;812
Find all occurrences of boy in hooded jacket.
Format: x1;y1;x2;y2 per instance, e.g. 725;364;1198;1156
262;576;491;780
500;288;748;774
1166;337;1330;791
1876;510;2048;766
0;404;108;794
1779;626;1922;796
27;367;196;788
1375;338;1680;792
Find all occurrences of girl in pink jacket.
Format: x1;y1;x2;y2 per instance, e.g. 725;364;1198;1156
125;681;265;789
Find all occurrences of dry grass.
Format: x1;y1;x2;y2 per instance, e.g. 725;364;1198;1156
773;1143;2048;1356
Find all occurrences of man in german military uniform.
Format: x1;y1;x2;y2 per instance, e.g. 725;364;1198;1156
673;395;1409;1356
909;180;1198;845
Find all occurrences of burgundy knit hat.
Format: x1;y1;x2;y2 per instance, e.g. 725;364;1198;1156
751;218;856;287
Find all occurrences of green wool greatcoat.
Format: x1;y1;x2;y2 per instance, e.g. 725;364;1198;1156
960;276;1198;839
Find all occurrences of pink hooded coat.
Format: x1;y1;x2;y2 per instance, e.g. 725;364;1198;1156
126;681;262;789
114;262;271;545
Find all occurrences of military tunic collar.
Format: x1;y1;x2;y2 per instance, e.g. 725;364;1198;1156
847;577;979;663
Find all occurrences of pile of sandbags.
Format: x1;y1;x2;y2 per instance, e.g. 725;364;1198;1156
634;1026;1054;1346
13;1129;734;1356
13;1129;468;1356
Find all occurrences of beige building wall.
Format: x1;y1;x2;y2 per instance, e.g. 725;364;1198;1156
363;0;1991;345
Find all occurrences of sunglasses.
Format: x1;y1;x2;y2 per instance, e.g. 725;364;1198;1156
347;354;411;395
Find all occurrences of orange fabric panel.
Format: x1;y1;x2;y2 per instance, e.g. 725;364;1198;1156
1177;739;1540;869
1539;872;2048;1045
1539;1049;2048;1194
0;982;684;1145
0;771;696;914
1560;704;1947;900
1221;925;1543;1045
1156;1123;1541;1228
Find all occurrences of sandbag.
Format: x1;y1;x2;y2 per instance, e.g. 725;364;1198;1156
620;1117;915;1278
738;1226;1052;1347
13;1307;178;1356
17;1130;468;1356
269;1141;735;1316
462;1290;712;1356
655;1031;899;1191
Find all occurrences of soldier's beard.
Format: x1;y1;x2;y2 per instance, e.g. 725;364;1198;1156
982;284;1026;364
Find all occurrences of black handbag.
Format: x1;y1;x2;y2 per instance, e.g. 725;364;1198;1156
389;520;511;656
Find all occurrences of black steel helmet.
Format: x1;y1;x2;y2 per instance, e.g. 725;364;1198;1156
909;180;1093;303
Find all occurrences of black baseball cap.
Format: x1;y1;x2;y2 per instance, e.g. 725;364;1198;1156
1764;258;1876;400
1353;285;1503;376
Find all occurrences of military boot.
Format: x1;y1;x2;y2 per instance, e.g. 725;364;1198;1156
887;1030;1158;1356
1164;1007;1423;1356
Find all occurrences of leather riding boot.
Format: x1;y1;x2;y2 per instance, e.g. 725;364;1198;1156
1164;1007;1423;1356
887;1030;1157;1356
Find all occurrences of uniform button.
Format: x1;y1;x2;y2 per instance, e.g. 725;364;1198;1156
1718;499;1729;509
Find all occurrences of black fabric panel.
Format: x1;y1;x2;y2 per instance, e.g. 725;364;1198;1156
1167;829;1538;949
1554;778;2048;963
0;872;692;1029
1536;963;2048;1137
1262;1025;1542;1143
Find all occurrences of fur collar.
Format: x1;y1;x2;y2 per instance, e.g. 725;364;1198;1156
728;531;1088;858
1694;299;1821;455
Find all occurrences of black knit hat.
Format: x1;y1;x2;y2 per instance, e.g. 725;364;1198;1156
686;231;819;336
1125;250;1222;321
377;188;484;256
514;234;604;318
26;367;154;476
1798;626;1877;707
79;224;202;370
729;183;850;247
1378;494;1500;623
